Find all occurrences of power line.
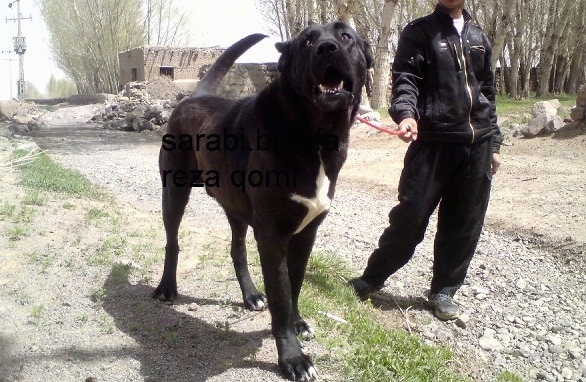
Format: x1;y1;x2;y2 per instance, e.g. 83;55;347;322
1;49;16;99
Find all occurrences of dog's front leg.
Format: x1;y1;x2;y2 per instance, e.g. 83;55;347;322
287;215;325;340
257;236;317;382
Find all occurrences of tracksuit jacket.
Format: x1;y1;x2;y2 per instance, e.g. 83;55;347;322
360;5;502;297
390;5;503;153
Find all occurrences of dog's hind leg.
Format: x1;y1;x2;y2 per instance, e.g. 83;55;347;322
152;148;194;302
287;215;326;340
226;214;267;311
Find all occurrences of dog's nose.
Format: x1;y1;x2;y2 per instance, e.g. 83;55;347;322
316;40;338;55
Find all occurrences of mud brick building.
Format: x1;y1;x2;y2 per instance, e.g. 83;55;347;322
118;46;225;88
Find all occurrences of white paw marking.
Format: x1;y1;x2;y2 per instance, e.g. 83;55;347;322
291;161;331;234
307;366;318;381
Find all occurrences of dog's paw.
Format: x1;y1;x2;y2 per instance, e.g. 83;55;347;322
294;320;314;340
243;293;267;311
151;283;178;302
279;354;318;381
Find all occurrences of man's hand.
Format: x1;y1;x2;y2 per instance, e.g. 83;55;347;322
398;118;418;143
491;153;501;175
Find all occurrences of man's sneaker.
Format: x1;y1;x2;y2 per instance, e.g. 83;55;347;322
348;277;383;301
428;293;461;320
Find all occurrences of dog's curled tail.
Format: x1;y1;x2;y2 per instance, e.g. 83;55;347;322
191;33;268;98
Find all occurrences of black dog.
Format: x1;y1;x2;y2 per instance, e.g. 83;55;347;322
153;22;373;381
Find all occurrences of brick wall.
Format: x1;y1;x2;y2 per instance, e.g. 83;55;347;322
118;46;226;89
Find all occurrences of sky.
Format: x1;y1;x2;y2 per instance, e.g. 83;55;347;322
0;0;281;101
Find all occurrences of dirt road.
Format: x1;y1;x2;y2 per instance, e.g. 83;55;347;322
1;105;585;381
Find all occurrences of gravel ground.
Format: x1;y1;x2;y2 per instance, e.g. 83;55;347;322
2;105;585;381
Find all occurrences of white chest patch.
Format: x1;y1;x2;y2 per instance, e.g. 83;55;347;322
290;162;331;234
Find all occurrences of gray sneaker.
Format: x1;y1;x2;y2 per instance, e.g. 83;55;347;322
348;277;383;301
429;293;461;320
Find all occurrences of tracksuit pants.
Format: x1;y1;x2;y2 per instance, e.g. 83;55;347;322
360;137;494;297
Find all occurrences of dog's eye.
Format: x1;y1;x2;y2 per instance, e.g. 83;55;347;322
305;38;313;47
341;32;352;41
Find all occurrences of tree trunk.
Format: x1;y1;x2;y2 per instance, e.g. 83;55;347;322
335;0;356;29
490;0;516;70
565;50;584;94
537;0;572;96
370;0;398;109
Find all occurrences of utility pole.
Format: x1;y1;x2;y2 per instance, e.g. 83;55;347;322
6;0;32;101
1;49;16;99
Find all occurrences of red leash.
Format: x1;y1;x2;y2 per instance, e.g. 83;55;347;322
355;115;404;136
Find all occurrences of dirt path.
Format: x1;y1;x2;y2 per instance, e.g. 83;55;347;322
1;105;585;381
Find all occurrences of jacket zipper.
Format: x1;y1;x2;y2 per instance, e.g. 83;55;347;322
456;32;475;143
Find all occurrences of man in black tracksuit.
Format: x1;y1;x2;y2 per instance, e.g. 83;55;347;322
349;0;503;320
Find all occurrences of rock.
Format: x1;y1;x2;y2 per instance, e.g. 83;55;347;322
531;100;559;118
521;114;552;137
546;115;565;133
135;118;153;132
188;302;199;311
555;120;584;134
479;335;504;351
570;106;585;121
27;118;42;131
360;111;381;122
132;105;146;119
8;123;30;136
548;345;564;354
455;312;471;329
548;335;562;346
577;84;586;107
12;115;33;124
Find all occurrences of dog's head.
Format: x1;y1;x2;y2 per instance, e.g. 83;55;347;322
275;22;374;112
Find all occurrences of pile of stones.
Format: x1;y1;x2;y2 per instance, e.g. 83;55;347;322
89;77;188;133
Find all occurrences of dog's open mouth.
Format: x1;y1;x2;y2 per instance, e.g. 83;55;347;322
315;66;353;97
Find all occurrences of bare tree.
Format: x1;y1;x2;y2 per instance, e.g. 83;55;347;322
536;0;573;96
143;0;191;46
370;0;399;108
255;0;585;105
40;0;144;94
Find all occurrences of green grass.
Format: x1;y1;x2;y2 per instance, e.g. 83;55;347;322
30;305;45;325
497;371;524;382
13;150;102;197
0;203;16;219
376;108;390;119
6;224;30;241
22;190;48;206
300;252;469;382
84;208;110;226
495;94;575;115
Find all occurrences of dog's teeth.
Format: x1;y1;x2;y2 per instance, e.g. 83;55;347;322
318;83;342;94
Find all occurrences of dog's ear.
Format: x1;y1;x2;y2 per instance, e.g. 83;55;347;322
361;39;375;70
275;41;291;72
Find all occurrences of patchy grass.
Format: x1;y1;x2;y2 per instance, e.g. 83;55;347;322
300;252;470;382
29;305;46;326
22;190;48;206
6;224;30;241
497;371;525;382
14;150;103;197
